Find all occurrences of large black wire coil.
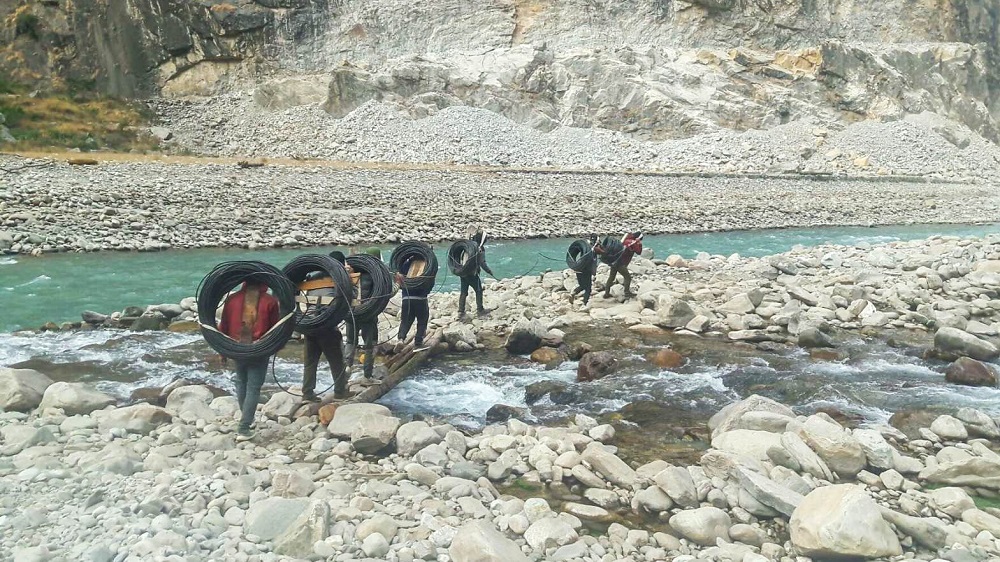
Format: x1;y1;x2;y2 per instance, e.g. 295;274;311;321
196;260;296;360
345;253;392;323
598;236;625;266
282;254;352;334
448;239;480;277
566;239;597;273
389;241;438;295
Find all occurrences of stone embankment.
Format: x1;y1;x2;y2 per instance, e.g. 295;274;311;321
4;367;1000;561
2;152;1000;256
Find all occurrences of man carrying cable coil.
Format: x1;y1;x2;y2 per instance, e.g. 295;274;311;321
459;226;495;318
569;234;600;306
396;254;431;349
596;231;644;299
346;248;380;381
299;251;351;401
218;277;280;441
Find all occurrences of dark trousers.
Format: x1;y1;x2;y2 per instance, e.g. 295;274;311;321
399;298;429;346
348;320;378;377
459;275;484;313
234;359;268;432
604;265;633;296
303;329;345;394
573;271;593;304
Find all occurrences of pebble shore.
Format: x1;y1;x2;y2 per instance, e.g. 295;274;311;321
2;154;1000;255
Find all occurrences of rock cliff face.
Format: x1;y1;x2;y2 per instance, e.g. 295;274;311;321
2;0;998;142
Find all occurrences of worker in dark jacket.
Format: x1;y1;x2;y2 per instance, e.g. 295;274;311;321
570;235;599;306
346;248;380;379
396;253;432;348
299;251;350;401
459;228;494;318
218;277;281;441
596;231;643;299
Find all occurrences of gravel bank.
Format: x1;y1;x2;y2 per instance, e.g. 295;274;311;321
2;154;999;255
154;95;1000;181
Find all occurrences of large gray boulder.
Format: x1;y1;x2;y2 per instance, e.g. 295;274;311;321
0;368;54;412
656;297;696;328
581;442;637;487
928;487;976;518
328;403;392;437
244;498;329;558
852;429;896;470
164;385;216;422
444;324;478;349
351;412;401;454
712;429;783;462
396;420;443;456
262;392;300;419
653;467;699;507
919;457;1000;489
95;404;172;435
668;507;731;546
38;382;114;415
709;394;796;438
734;466;804;518
449;521;530;562
795;415;866;478
780;432;834;481
945;357;999;387
505;320;546;355
934;327;999;361
790;485;901;559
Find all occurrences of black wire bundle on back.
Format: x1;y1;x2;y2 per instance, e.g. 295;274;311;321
566;239;597;272
345;253;393;323
282;254;351;334
196;260;296;361
598;236;625;265
389;241;438;294
448;239;480;277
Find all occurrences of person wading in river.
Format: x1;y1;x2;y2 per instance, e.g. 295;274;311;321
396;253;431;349
596;231;643;299
299;251;352;401
346;248;380;381
569;234;600;307
218;277;280;441
459;227;495;318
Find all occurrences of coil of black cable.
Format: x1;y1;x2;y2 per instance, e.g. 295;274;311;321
598;236;625;266
345;253;392;323
448;239;480;277
389;241;438;294
282;254;351;334
196;260;296;360
566;239;596;272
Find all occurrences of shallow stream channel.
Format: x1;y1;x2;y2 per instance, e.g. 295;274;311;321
4;222;1000;462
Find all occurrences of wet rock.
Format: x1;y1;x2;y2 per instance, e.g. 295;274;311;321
529;346;564;367
130;313;166;332
566;341;592;361
576;351;618;382
647;348;685;369
934;327;1000;361
889;409;939;439
0;368;53;412
668;506;731;546
797;327;834;348
486;404;526;422
505;320;547;355
790;485;901;559
39;382;115;415
450;520;530;562
945;357;999;387
524;380;568;404
81;311;108;324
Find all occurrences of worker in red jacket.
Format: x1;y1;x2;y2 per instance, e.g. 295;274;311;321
597;231;643;299
219;277;280;441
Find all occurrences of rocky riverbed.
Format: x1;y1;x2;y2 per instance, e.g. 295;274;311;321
4;370;1000;562
2;153;1000;256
